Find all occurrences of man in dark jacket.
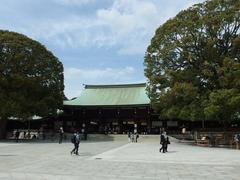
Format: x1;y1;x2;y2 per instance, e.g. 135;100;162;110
160;131;170;153
15;130;20;142
71;132;80;155
159;132;166;153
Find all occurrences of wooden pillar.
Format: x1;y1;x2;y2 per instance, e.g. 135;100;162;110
133;108;140;132
98;108;102;133
117;108;123;134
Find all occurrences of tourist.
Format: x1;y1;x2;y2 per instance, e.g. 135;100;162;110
15;130;20;142
234;133;240;149
128;131;131;142
26;130;31;139
159;131;165;152
59;127;64;144
131;132;134;143
23;131;26;139
135;133;139;143
71;131;80;155
159;131;169;153
165;135;170;152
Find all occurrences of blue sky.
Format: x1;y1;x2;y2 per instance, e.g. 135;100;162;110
0;0;204;98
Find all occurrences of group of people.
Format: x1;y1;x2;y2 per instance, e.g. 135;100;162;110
159;131;170;153
13;130;38;142
128;132;139;143
126;130;170;153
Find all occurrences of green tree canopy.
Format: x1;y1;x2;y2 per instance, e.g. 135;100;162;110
0;30;64;138
144;0;240;123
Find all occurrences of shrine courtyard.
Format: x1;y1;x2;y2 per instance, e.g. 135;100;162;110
0;135;239;180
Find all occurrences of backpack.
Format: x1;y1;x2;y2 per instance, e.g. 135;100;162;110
237;134;240;141
75;134;80;143
71;135;76;143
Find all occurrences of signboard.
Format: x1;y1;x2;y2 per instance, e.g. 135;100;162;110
127;121;134;124
152;121;162;127
167;121;178;127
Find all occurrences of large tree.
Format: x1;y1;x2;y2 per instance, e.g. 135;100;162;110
0;30;64;138
144;0;240;124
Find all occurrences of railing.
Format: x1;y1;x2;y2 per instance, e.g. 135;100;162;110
194;131;240;148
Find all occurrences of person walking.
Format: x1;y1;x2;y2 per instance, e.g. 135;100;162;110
159;131;166;153
131;132;134;143
234;133;240;149
59;127;64;144
128;131;131;142
71;131;80;155
164;135;170;152
135;133;139;143
15;130;20;142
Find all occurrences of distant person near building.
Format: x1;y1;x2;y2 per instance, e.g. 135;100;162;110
15;130;20;142
59;127;64;144
71;131;81;155
131;132;135;143
128;131;131;142
135;133;139;143
234;133;240;149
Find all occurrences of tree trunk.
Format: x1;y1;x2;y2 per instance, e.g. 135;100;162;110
0;118;7;139
222;120;228;144
201;119;205;129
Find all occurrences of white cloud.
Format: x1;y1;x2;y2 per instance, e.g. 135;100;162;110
65;66;135;80
64;66;139;98
53;0;95;6
12;0;205;55
96;0;160;54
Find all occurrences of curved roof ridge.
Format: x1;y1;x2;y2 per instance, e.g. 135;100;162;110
84;83;146;89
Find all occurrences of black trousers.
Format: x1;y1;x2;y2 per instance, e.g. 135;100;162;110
59;134;63;144
160;142;167;153
71;143;79;155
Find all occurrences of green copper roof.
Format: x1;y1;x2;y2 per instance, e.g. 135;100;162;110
64;83;150;106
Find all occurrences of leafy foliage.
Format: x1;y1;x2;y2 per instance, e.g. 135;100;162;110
144;0;240;122
0;30;64;120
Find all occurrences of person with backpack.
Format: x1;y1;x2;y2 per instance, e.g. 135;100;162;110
71;131;80;155
159;131;166;153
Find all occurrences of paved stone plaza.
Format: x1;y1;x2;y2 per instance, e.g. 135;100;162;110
0;135;239;180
